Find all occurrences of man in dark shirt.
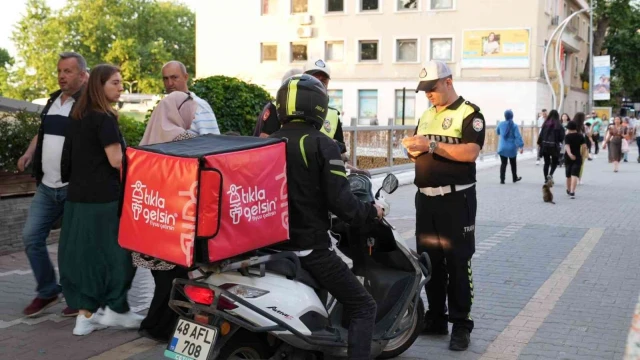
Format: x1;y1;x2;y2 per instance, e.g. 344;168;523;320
563;121;585;199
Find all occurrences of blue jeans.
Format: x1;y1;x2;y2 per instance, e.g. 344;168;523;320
23;184;67;299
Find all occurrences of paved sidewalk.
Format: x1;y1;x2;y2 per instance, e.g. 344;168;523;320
1;149;639;359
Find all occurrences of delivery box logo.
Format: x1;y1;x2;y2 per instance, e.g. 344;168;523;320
130;180;178;230
227;184;278;225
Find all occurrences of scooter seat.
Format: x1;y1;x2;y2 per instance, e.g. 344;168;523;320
264;257;322;290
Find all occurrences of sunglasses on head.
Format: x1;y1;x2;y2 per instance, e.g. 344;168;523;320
178;92;193;110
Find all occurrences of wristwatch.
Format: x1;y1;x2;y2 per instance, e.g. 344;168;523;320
428;140;438;154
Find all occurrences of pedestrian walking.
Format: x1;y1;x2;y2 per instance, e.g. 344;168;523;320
496;109;523;184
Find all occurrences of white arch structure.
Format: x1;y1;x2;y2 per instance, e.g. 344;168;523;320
543;8;590;113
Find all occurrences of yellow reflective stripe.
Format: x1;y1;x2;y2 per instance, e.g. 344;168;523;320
331;170;347;178
287;79;299;116
299;134;309;168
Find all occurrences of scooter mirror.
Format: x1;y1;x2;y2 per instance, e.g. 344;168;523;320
382;174;399;194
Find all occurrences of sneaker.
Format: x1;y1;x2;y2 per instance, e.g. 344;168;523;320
423;312;449;335
513;177;522;183
98;306;144;329
61;306;79;317
449;324;471;351
566;189;571;196
23;296;60;317
570;192;575;199
536;160;540;166
73;313;107;336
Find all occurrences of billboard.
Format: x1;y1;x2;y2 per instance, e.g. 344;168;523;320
593;55;611;101
461;29;531;68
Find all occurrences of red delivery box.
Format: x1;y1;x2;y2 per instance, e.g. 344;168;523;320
118;134;289;268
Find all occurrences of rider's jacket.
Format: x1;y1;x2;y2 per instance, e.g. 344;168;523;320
270;122;377;251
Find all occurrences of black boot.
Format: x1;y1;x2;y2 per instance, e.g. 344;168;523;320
449;324;471;351
423;312;449;335
513;176;522;183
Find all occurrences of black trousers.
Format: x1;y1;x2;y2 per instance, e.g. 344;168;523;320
139;267;190;342
499;155;518;182
592;133;600;154
300;249;376;360
543;153;559;180
415;186;476;331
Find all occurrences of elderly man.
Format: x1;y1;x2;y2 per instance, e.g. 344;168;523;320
161;61;220;135
17;52;88;318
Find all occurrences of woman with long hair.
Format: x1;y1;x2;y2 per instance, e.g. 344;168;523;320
603;116;625;172
59;64;142;335
134;91;198;342
537;110;565;182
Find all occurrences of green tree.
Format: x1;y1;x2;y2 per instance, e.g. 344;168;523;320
191;76;273;136
584;0;640;103
6;0;195;100
0;48;13;68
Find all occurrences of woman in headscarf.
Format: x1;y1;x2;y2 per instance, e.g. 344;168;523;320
134;91;198;342
496;109;524;184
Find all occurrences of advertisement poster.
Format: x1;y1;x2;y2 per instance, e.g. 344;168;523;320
592;107;612;123
461;29;530;68
593;55;611;101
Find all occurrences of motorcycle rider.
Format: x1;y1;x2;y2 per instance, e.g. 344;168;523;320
270;74;383;360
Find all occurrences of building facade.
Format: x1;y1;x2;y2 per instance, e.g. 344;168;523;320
195;0;590;125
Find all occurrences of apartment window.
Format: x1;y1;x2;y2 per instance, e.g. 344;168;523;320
327;0;344;12
325;41;345;61
395;89;416;124
430;0;453;10
291;43;308;61
261;44;278;62
574;58;579;77
397;0;418;11
292;0;308;13
396;39;418;62
360;0;380;11
261;0;278;15
328;90;343;113
359;40;379;62
358;90;378;123
430;38;452;61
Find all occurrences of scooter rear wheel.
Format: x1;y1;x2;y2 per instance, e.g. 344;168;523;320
218;331;272;360
377;298;425;359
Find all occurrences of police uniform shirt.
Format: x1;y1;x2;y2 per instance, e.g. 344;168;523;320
413;96;485;188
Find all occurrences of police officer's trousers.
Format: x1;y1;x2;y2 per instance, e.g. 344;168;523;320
415;186;476;331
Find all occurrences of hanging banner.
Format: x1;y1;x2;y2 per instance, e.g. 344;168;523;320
593;55;611;101
461;28;530;68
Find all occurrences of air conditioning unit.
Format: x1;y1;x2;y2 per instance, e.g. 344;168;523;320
551;16;559;25
297;27;313;38
299;14;313;25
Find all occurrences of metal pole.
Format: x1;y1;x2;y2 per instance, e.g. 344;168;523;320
589;0;594;112
402;87;406;126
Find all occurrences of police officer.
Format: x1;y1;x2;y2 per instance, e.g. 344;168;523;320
270;74;383;360
402;60;485;351
253;69;303;138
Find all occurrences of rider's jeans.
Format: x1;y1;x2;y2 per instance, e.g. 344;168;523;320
300;249;376;360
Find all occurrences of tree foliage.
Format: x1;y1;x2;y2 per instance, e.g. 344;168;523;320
4;0;195;100
586;0;640;102
191;76;273;136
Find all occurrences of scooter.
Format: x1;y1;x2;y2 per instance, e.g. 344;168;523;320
165;173;431;360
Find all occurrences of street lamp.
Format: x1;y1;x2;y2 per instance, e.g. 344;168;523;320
589;0;594;112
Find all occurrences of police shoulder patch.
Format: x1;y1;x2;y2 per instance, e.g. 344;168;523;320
442;117;453;130
472;118;484;132
262;108;270;121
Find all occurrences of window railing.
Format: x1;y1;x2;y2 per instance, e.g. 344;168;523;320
342;119;540;175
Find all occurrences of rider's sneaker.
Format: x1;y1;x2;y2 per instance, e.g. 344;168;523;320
423;312;449;335
449;324;471;351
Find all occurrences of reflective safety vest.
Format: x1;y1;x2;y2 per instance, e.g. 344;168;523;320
320;107;340;139
416;101;479;141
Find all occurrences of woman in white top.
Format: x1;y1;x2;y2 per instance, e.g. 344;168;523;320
483;32;500;55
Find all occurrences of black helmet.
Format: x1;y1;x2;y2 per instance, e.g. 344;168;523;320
276;74;328;129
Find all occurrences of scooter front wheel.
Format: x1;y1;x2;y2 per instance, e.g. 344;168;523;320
377;298;425;359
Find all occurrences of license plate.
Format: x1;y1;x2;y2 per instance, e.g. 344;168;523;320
164;318;218;360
